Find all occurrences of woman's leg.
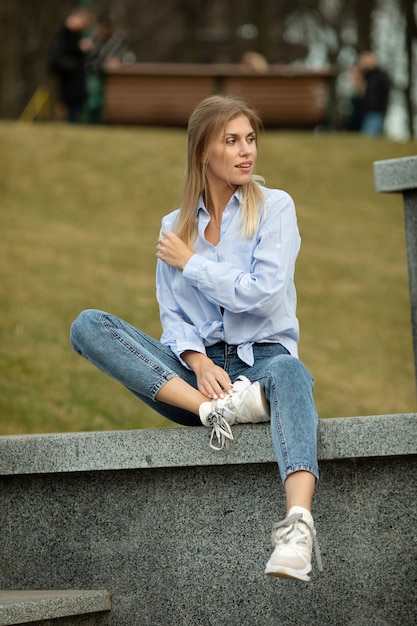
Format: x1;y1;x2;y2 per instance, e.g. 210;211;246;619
233;345;319;489
155;377;207;414
70;309;206;426
247;348;320;581
284;471;316;514
260;353;319;488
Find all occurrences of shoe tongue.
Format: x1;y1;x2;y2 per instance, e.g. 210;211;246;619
294;524;306;536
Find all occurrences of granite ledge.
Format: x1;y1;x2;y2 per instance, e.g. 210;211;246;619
0;590;111;625
374;155;417;193
0;413;416;476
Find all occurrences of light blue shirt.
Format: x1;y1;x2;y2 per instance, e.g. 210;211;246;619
156;185;301;367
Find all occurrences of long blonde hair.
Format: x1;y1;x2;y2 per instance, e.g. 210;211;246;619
175;95;266;246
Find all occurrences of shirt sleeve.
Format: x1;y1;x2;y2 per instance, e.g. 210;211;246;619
155;207;211;365
182;190;300;317
156;258;208;365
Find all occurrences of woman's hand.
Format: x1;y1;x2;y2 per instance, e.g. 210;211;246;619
181;351;233;400
156;230;194;270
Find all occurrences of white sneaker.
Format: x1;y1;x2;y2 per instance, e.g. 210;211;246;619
199;375;270;450
264;506;323;582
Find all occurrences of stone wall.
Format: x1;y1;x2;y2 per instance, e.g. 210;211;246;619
1;415;416;625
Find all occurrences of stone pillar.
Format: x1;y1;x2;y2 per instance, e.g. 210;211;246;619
374;155;417;398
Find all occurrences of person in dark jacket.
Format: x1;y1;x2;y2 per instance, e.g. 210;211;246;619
49;9;94;123
358;51;390;136
84;13;129;124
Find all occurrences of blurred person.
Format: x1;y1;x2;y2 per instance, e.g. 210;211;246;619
358;50;390;136
70;94;323;583
344;64;365;132
49;8;94;123
240;51;269;73
84;12;129;124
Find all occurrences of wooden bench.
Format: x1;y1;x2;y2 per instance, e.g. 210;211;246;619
103;63;335;128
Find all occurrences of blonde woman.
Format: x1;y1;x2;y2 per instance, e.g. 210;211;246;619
71;95;322;582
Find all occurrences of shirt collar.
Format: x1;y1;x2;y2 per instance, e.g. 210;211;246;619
197;190;241;215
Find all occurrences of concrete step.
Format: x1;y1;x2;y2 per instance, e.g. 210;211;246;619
0;590;111;625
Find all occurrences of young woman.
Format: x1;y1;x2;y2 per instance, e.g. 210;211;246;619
70;94;322;582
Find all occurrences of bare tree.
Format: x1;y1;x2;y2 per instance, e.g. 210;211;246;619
0;1;23;117
0;0;77;118
401;0;417;136
352;0;375;50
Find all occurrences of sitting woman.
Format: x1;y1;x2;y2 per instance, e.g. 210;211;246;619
70;94;322;582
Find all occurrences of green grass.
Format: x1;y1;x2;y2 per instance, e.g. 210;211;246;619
0;122;416;435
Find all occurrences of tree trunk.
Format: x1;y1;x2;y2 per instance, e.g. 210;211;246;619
0;1;22;117
402;0;417;137
353;0;376;50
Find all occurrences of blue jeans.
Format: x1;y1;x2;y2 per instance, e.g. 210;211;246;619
360;112;385;136
70;309;319;483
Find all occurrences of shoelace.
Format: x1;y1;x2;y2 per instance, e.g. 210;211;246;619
205;410;234;451
271;512;324;577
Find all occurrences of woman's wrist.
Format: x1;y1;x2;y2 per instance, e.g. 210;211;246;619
180;350;210;372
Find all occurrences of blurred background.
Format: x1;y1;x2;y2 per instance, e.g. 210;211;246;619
0;0;416;139
1;1;416;434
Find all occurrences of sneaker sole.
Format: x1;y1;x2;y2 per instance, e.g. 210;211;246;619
264;564;311;583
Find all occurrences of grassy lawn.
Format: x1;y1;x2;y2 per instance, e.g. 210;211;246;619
0;121;416;435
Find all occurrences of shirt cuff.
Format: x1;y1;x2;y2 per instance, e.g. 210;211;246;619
183;254;207;284
172;341;207;369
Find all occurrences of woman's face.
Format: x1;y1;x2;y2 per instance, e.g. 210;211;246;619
204;114;257;191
